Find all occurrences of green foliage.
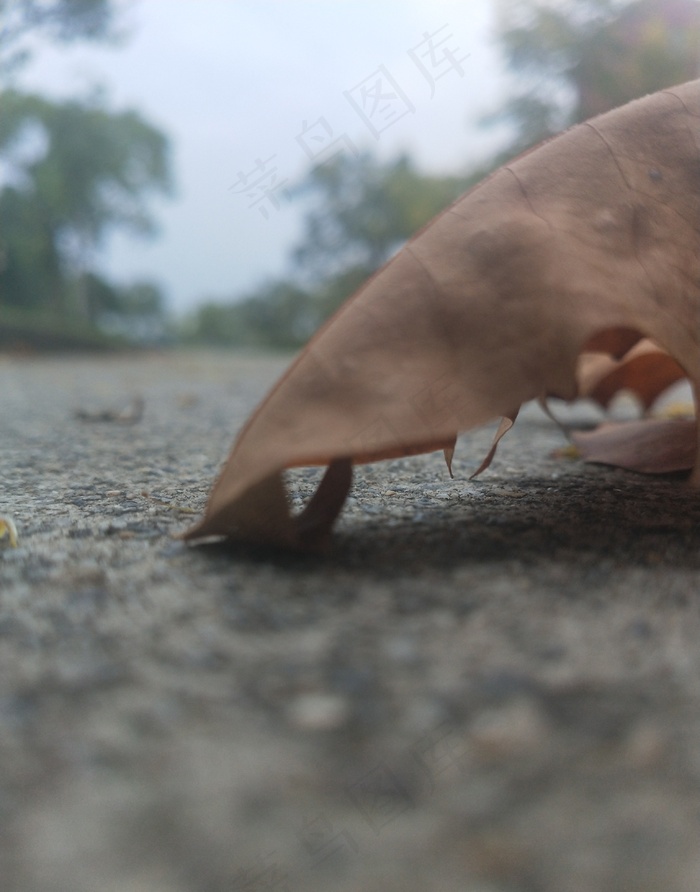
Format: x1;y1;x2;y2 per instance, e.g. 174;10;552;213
0;303;127;351
0;0;174;350
0;90;171;244
94;278;169;343
79;270;122;322
185;282;314;350
0;90;172;340
1;0;115;43
0;0;117;74
292;152;472;280
0;180;62;310
492;0;700;153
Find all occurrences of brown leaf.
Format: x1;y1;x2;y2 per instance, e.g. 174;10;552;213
572;419;697;474
185;80;700;548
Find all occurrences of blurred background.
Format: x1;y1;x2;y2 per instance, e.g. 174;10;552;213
1;0;698;351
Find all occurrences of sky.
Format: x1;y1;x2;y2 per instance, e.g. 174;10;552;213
16;0;511;315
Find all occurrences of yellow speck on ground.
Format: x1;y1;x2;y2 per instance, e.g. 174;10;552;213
0;516;18;548
552;444;581;460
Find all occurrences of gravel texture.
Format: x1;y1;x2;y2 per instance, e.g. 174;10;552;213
2;350;700;891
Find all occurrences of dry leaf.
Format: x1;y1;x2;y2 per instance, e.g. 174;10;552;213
572;419;696;474
186;80;700;549
75;397;144;424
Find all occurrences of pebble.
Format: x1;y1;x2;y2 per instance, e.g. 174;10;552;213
286;693;350;731
470;698;550;762
622;721;668;769
383;635;419;664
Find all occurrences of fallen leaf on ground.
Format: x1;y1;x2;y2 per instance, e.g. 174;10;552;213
573;419;696;474
185;80;700;550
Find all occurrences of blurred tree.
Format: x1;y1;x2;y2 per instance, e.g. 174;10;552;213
491;0;700;153
0;0;174;348
78;270;121;323
0;90;172;318
96;279;169;343
187;282;314;350
292;151;473;282
0;0;118;74
117;280;164;318
0;180;61;311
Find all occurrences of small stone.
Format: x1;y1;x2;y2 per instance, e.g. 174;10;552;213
383;635;419;664
622;721;668;768
470;698;550;762
287;693;350;731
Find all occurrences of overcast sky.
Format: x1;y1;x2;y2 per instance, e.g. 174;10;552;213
17;0;511;315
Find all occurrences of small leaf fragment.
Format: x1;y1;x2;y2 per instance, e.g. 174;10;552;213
75;397;144;424
470;411;519;480
443;437;457;478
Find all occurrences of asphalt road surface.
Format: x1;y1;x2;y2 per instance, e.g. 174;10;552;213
2;350;700;892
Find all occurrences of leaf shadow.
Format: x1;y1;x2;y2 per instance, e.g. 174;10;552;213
197;468;700;578
330;471;700;575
